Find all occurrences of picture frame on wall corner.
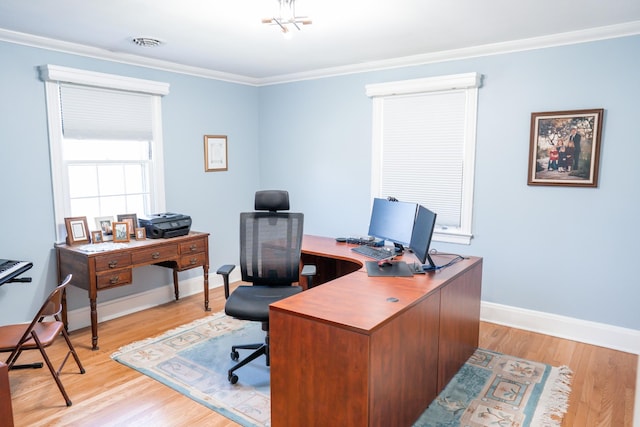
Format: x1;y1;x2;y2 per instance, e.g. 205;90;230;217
528;108;604;187
204;134;228;172
64;216;90;245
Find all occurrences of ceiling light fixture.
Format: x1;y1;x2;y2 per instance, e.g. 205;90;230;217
262;0;312;38
132;37;163;48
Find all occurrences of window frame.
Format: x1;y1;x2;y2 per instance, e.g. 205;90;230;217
366;72;481;245
40;65;170;242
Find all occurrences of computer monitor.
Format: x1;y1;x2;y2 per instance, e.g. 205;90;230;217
367;198;418;252
409;204;437;270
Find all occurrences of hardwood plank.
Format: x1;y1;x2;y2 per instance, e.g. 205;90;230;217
5;286;636;426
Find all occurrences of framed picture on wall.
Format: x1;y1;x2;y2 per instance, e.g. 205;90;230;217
204;135;228;172
528;109;604;187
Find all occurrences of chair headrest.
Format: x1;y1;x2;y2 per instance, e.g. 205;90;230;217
255;190;290;211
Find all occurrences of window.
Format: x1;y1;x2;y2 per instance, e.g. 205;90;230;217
366;73;481;245
40;65;170;242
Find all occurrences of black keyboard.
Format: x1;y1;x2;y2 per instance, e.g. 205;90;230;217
0;259;33;285
351;246;394;260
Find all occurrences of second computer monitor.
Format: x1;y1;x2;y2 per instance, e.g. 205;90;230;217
367;198;417;250
409;204;437;270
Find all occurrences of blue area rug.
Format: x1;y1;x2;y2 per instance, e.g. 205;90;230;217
112;312;572;427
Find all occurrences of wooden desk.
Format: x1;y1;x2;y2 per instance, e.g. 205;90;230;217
270;235;482;426
56;231;210;350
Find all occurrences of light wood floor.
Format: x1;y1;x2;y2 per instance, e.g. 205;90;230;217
6;285;637;426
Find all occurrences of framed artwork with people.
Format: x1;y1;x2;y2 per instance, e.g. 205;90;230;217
528;109;604;187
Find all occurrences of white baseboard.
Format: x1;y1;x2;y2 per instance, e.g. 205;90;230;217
66;268;242;332
481;301;640;355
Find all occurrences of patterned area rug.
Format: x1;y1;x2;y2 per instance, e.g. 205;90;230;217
111;312;572;427
414;349;573;427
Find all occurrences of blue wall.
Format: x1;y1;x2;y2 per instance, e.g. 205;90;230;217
259;36;640;330
1;35;638;331
0;41;260;317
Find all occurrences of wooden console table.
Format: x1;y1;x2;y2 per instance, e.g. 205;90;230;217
56;231;210;350
270;235;482;426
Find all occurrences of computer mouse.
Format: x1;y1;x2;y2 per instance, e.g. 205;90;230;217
377;260;392;268
335;237;347;243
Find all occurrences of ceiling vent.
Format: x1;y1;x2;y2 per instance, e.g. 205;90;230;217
132;37;163;48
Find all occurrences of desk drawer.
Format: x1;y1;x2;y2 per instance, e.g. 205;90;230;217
179;252;206;269
180;239;206;255
95;253;132;271
96;269;132;289
132;244;178;264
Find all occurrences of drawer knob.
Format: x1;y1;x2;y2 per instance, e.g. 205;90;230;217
151;252;160;259
189;257;198;265
189;244;197;252
110;275;120;284
108;261;118;268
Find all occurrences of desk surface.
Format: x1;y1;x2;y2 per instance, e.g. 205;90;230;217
274;234;479;333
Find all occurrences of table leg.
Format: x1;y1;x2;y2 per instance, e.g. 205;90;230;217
172;268;179;300
204;265;210;311
90;298;99;350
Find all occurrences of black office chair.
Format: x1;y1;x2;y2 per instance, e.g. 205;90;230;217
217;190;315;384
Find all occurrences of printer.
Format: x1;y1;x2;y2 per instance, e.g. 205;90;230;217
139;213;192;239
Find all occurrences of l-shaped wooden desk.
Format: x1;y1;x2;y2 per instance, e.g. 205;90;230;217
270;235;483;427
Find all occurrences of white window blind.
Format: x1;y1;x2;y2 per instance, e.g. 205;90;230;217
40;65;169;242
381;91;466;227
59;84;153;140
367;73;481;245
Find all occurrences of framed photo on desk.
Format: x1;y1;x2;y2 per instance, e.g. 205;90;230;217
64;216;90;245
112;222;130;243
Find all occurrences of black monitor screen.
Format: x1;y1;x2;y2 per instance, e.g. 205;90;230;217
409;204;437;269
367;198;417;247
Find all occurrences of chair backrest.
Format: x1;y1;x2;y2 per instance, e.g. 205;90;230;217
12;274;72;349
37;274;72;321
240;190;303;286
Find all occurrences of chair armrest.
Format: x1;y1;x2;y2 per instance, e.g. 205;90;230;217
216;264;236;299
301;264;316;289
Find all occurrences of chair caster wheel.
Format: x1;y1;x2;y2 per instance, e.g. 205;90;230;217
228;372;238;384
230;350;239;361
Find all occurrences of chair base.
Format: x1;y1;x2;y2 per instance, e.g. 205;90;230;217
228;338;269;384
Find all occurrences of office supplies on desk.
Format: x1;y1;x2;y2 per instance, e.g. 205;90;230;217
0;259;33;285
139;212;191;238
351;245;394;260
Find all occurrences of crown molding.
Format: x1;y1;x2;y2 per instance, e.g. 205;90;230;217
1;21;639;87
0;28;261;86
